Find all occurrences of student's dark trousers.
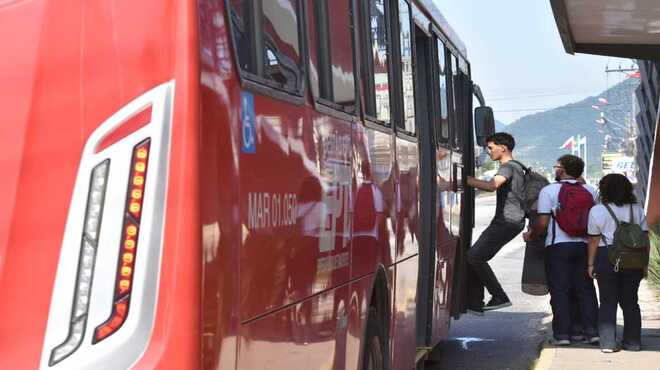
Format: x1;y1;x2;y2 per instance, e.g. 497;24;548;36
594;247;643;349
467;220;524;307
545;242;598;340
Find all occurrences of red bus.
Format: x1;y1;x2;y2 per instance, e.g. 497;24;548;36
0;0;494;369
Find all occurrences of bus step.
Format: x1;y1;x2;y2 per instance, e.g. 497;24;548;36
415;347;433;368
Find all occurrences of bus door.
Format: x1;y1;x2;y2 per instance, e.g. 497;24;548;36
448;52;470;318
412;19;436;348
460;64;476;271
426;34;457;343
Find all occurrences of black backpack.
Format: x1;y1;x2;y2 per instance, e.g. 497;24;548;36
604;204;649;271
510;160;550;217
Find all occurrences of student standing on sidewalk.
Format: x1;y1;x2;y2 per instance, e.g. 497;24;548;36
523;155;599;345
465;133;526;314
587;173;649;353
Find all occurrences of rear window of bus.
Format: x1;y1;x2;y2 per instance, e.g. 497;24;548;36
227;0;304;95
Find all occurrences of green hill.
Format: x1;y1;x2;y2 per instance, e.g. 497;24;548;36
502;78;639;178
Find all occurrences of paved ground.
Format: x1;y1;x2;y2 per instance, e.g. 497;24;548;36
426;195;660;370
427;195;551;370
535;280;660;370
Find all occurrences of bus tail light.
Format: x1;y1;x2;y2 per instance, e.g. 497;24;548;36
40;81;173;369
49;161;110;365
94;140;150;343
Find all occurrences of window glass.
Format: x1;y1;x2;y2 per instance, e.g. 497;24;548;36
398;0;415;134
308;0;356;113
451;54;458;114
229;0;250;71
328;1;356;111
227;0;303;93
262;0;302;90
369;0;391;123
451;54;463;148
459;56;468;74
437;39;449;141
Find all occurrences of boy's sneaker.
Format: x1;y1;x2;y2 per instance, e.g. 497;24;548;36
622;342;641;351
466;307;485;316
570;334;585;342
483;296;512;311
551;338;571;346
601;347;619;353
587;336;600;345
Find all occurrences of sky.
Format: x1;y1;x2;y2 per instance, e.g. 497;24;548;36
433;0;632;124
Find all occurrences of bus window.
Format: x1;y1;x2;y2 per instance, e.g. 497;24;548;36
450;53;462;149
308;0;357;113
365;0;391;124
228;0;303;94
228;0;250;71
459;56;469;74
398;0;415;134
436;39;449;143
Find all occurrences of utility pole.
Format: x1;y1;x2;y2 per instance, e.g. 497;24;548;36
605;67;638;74
605;63;639;156
600;61;639;182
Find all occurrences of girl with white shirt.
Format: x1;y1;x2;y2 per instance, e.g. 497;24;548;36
587;173;649;353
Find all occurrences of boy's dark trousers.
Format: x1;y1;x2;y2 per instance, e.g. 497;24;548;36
467;220;524;307
545;242;599;340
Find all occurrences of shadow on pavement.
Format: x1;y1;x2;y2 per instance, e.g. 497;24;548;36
426;311;551;370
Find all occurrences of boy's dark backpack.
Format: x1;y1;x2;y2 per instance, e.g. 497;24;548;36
604;204;649;271
553;182;594;237
509;160;549;216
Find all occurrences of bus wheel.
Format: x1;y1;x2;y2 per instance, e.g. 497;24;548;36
362;308;386;370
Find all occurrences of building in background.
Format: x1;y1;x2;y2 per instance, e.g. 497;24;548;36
634;60;660;205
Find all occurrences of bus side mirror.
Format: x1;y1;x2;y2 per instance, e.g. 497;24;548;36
474;106;495;147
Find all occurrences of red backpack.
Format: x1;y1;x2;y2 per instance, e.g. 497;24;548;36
553;182;594;239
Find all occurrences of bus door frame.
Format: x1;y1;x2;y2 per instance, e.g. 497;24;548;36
410;11;437;348
447;51;475;319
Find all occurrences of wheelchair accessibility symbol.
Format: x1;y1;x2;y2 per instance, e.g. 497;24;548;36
241;91;256;154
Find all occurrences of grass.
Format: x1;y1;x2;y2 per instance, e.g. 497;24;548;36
649;223;660;285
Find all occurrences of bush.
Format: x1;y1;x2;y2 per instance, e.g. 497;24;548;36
648;223;660;285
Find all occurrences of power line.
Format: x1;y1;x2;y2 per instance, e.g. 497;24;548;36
495;103;629;113
488;90;596;101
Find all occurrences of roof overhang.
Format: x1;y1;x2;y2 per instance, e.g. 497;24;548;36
551;0;660;59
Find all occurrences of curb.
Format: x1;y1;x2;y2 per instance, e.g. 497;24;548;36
531;346;555;370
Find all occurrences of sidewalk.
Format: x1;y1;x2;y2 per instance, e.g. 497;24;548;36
533;279;660;370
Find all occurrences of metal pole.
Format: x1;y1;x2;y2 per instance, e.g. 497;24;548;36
584;136;588;182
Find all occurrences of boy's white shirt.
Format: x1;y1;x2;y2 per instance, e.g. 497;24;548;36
537;180;598;247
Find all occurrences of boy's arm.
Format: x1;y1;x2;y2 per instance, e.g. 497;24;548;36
587;236;600;278
466;175;507;192
523;214;550;241
523;186;552;242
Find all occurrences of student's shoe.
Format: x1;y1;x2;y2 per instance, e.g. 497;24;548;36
483;296;512;311
601;346;620;353
570;334;585;342
551;338;571;346
622;342;641;351
466;307;485;316
586;336;600;345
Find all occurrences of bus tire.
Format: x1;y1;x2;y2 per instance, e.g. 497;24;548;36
362;307;387;370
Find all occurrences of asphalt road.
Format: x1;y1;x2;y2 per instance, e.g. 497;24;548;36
427;195;552;370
